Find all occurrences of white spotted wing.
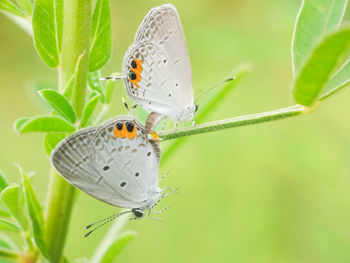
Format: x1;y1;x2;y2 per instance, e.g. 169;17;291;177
122;4;194;121
51;117;161;209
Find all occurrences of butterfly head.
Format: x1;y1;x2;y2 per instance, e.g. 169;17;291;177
131;208;145;219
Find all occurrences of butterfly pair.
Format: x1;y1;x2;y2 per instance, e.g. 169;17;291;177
51;4;193;235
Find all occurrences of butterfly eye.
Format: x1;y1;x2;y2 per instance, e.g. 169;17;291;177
131;208;144;218
131;60;137;69
129;71;137;80
126;122;134;132
115;122;123;131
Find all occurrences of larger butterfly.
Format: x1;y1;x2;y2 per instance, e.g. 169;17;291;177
114;5;196;129
51;117;163;235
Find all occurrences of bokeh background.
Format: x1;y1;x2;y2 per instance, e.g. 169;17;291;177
1;0;350;262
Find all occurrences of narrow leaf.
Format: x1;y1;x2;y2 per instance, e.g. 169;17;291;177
19;116;76;133
13;117;30;133
32;0;63;67
292;0;348;75
0;185;28;230
320;58;350;99
0;0;26;16
100;231;136;263
0;219;20;232
18;165;49;259
81;95;100;127
0;169;8;192
44;133;65;156
0;206;10;217
88;71;105;102
14;0;32;15
292;27;350;106
0;234;18;250
39;89;76;123
89;0;111;72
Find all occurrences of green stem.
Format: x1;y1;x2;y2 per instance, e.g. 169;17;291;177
159;105;306;141
44;0;92;262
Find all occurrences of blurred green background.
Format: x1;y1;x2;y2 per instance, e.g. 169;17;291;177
1;0;350;262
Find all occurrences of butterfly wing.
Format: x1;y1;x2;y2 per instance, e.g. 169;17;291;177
122;4;194;121
51;117;160;208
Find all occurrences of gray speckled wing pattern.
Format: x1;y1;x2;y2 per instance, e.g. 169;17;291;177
122;4;194;121
51;116;161;209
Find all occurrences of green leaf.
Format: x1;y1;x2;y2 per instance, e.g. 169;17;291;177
0;219;20;232
89;0;111;72
32;0;63;68
14;0;32;15
320;58;350;100
18;165;50;259
44;133;65;156
0;207;10;217
13;117;30;133
292;27;350;106
99;231;136;263
81;95;100;127
0;234;18;250
0;169;8;192
0;0;26;16
19;116;76;133
88;71;105;102
39;89;76;123
292;0;348;75
0;185;28;230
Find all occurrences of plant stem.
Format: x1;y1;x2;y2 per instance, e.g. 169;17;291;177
159;105;306;141
44;0;92;262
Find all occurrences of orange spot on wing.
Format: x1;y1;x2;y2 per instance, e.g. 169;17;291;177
129;59;143;90
126;122;137;139
113;123;127;139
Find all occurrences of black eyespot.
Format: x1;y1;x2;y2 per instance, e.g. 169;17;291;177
131;60;137;69
115;122;123;131
129;71;137;80
175;83;178;87
168;93;171;97
135;172;139;177
132;208;144;218
163;59;167;63
147;152;151;156
195;104;199;112
126;122;134;132
103;165;110;171
120;182;126;187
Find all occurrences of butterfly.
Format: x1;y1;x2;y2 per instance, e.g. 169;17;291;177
105;4;196;130
51;116;168;236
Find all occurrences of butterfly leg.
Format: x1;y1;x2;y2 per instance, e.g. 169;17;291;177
153;206;170;215
159;171;169;182
148;208;162;221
